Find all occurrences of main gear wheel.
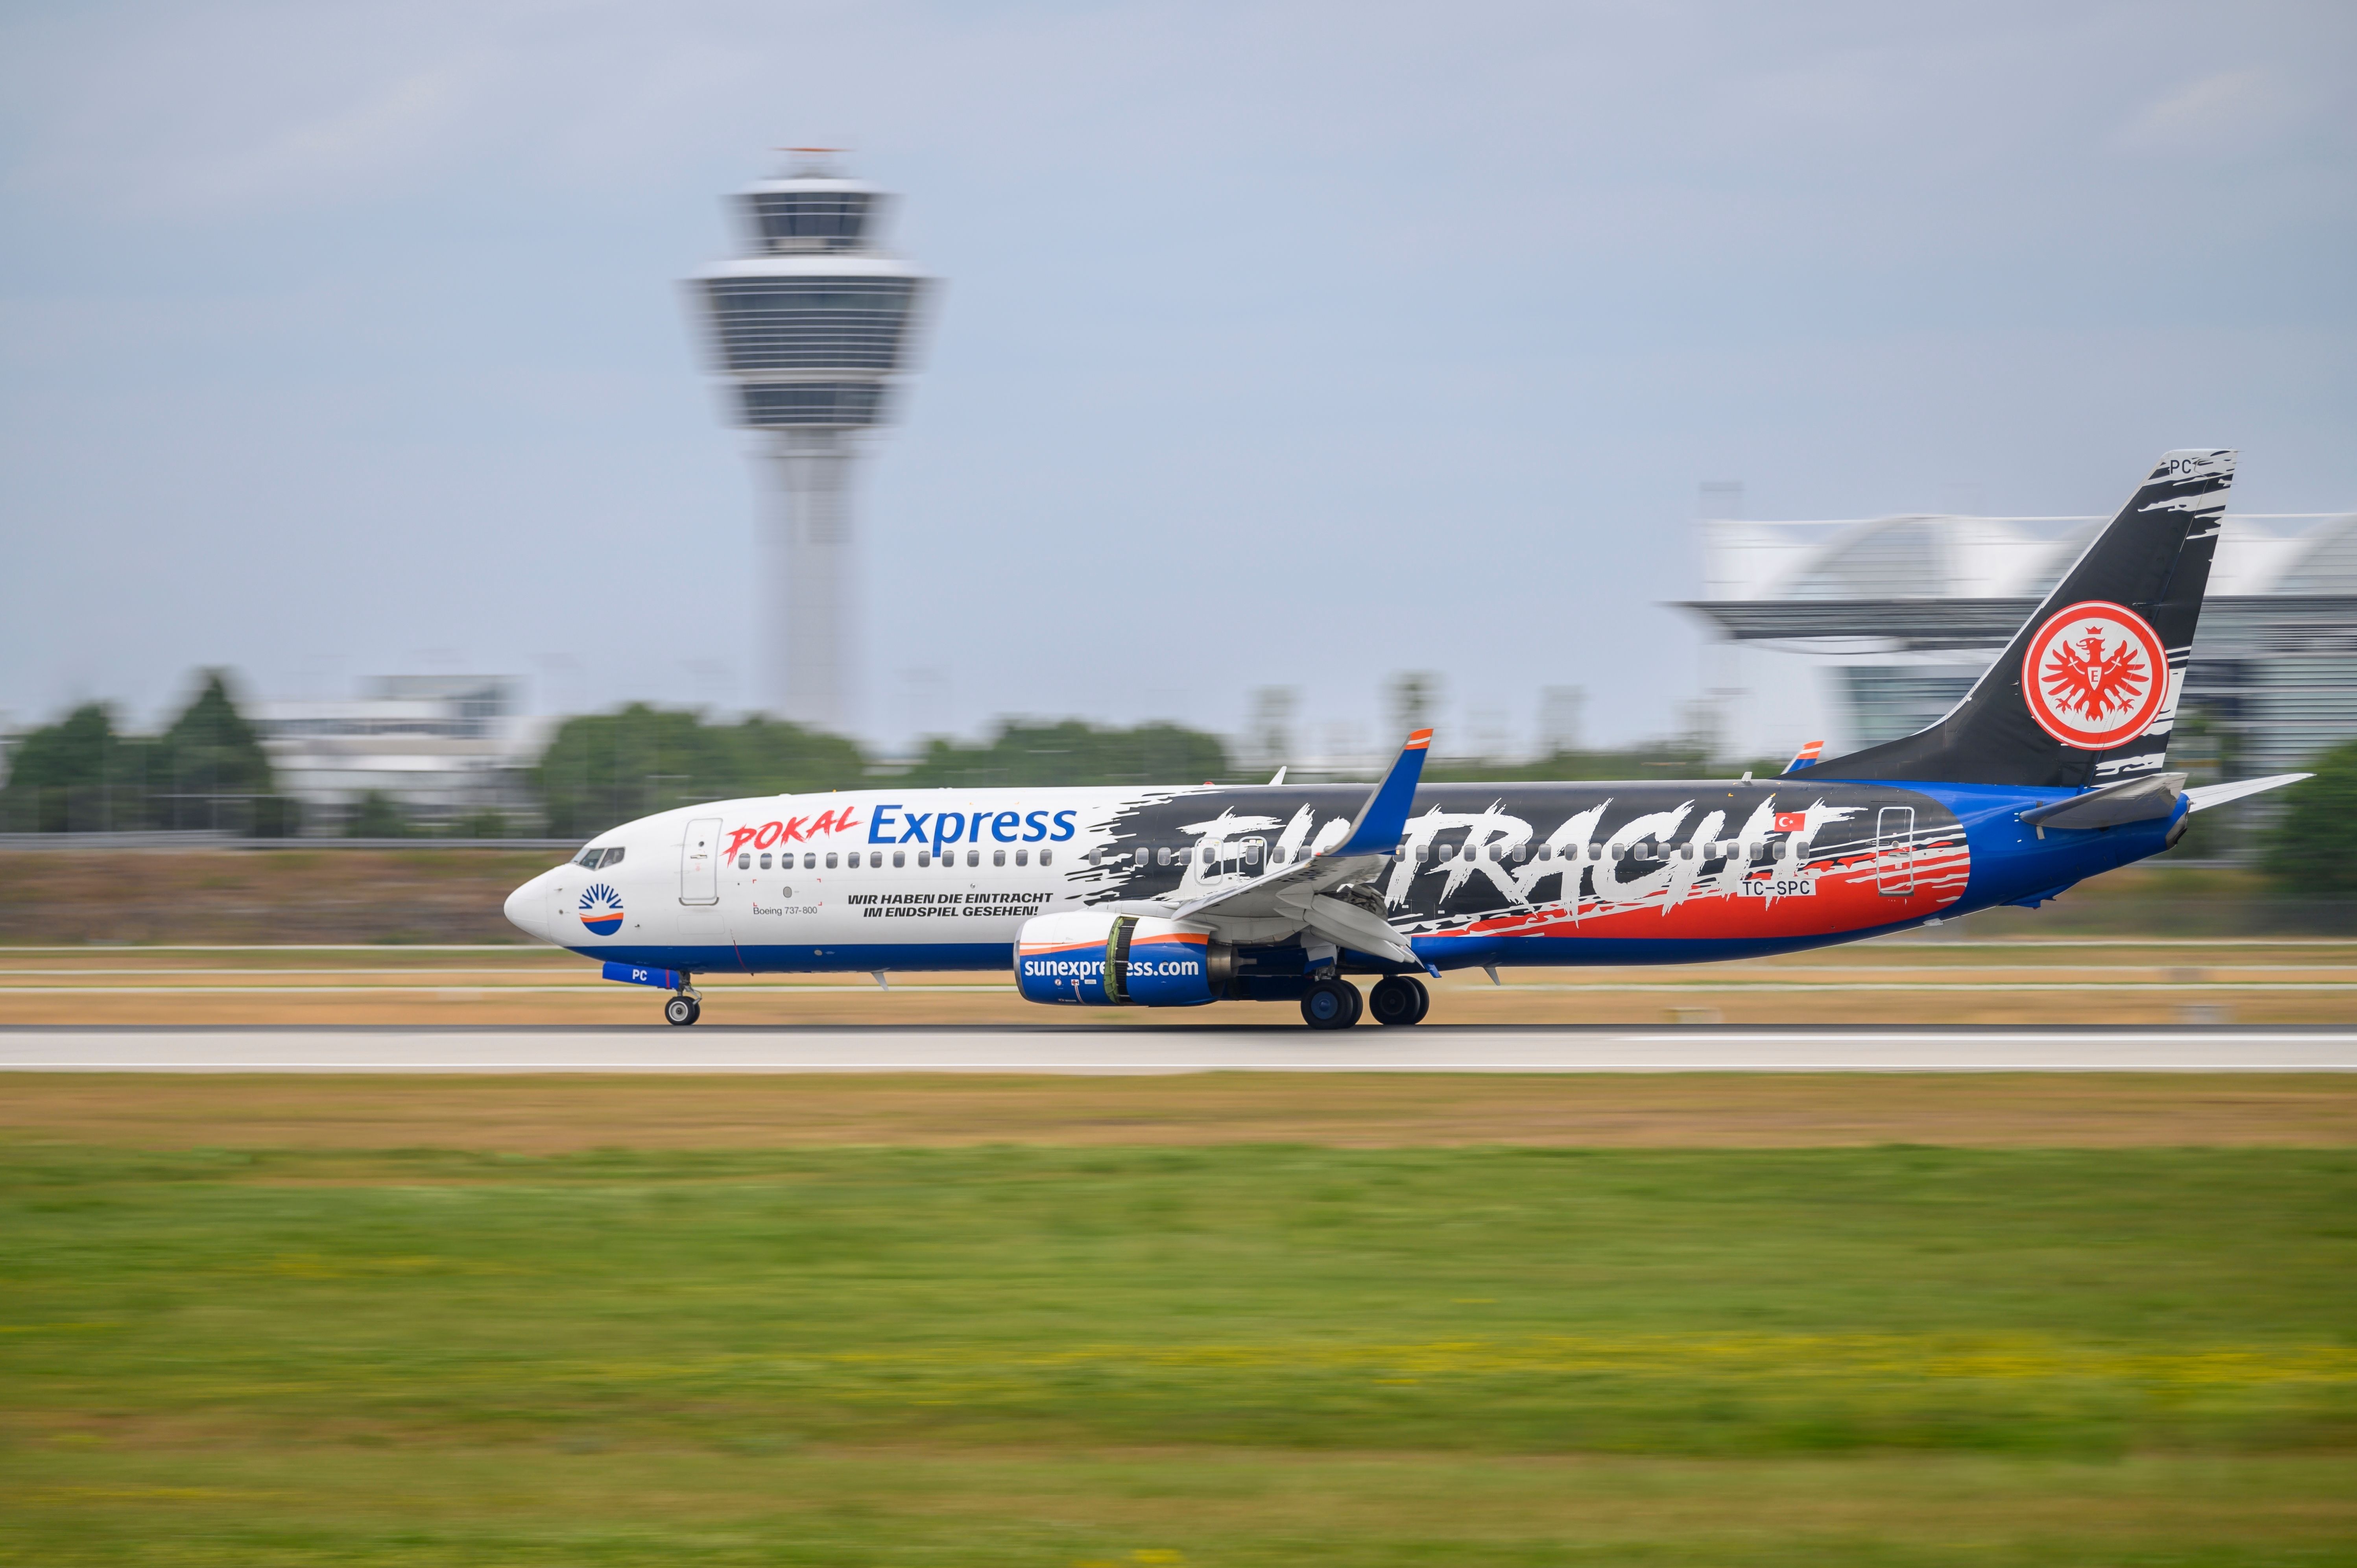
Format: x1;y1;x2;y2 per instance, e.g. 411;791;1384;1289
1300;978;1361;1030
1370;974;1429;1026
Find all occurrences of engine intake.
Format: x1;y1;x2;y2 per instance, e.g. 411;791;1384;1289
1015;909;1231;1006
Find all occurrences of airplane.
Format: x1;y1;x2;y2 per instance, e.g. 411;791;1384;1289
504;450;2308;1028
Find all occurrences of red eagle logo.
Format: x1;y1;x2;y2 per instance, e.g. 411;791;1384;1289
2040;624;2150;723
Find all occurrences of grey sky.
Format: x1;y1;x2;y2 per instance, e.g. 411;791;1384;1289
2;0;2350;754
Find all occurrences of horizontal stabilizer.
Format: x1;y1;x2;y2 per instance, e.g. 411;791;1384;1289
2184;773;2311;813
2020;773;2184;831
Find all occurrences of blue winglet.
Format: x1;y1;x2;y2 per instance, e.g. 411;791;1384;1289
1329;729;1434;858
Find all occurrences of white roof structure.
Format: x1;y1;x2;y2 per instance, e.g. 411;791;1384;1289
1702;513;2357;605
1687;510;2357;780
250;677;540;819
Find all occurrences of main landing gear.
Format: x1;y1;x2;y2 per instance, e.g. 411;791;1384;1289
1300;978;1362;1029
1368;974;1430;1027
1301;974;1432;1029
663;991;702;1026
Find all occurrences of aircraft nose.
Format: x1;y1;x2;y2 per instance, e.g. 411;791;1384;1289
504;875;550;943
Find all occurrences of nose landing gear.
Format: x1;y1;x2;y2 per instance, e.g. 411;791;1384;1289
663;991;702;1026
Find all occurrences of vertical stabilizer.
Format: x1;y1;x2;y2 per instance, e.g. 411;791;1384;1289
1814;450;2233;788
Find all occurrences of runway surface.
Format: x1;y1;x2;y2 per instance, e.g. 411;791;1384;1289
3;1026;2354;1073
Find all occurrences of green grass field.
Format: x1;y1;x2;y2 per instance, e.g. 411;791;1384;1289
6;1125;2357;1563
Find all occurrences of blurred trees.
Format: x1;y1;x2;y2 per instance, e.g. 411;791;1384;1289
894;720;1231;790
1423;741;1715;784
0;671;295;834
347;791;410;838
533;705;866;839
152;673;279;829
2264;739;2357;893
535;711;1237;837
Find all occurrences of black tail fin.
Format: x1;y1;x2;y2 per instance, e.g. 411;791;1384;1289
1812;450;2234;788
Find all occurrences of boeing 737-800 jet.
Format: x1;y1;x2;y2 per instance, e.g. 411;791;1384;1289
505;451;2307;1028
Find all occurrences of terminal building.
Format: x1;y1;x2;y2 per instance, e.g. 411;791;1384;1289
251;677;543;826
1683;511;2357;777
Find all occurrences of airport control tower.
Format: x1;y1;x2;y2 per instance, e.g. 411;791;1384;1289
690;155;932;734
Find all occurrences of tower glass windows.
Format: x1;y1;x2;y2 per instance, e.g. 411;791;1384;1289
748;191;874;251
736;382;888;428
704;277;919;374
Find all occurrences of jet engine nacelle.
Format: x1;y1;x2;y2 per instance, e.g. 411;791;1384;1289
1014;909;1233;1006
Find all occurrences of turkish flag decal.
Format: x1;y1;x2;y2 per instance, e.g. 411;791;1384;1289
1773;812;1807;833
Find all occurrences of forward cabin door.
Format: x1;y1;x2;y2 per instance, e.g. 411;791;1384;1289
1875;806;1916;896
680;817;722;905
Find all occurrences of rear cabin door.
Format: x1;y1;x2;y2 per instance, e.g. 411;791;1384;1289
680;816;722;905
1875;806;1916;896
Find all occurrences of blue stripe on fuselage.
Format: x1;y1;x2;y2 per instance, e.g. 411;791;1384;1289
1871;778;2182;912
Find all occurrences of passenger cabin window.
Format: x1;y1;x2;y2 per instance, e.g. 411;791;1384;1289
736;852;752;870
918;850;932;867
759;853;772;870
993;849;1006;868
1244;842;1262;865
1040;849;1053;866
1015;848;1028;866
893;850;906;869
825;852;838;869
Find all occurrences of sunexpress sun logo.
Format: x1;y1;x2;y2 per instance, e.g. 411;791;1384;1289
578;882;625;937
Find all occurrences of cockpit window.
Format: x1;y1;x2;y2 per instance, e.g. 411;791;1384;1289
575;846;626;869
600;847;624;868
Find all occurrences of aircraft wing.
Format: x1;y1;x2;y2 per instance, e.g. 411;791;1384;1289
1159;729;1432;966
2183;773;2311;812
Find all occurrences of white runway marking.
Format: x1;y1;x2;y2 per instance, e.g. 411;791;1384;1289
2;1028;2353;1073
